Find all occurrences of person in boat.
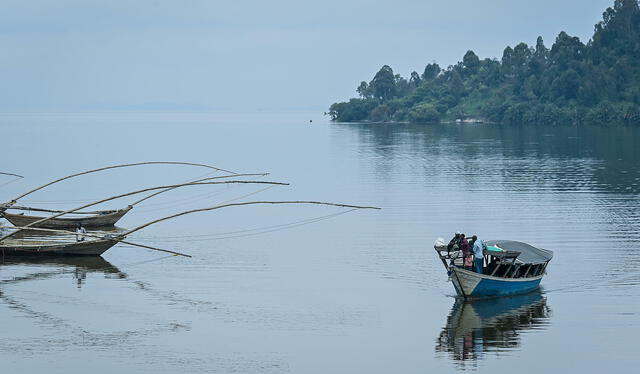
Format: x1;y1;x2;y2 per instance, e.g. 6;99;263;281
471;235;486;274
467;235;476;251
75;222;86;242
447;231;462;253
459;234;472;270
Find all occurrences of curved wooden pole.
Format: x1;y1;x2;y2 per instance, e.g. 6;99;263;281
6;161;237;205
117;239;192;257
4;173;270;214
0;180;289;243
129;173;269;207
0;172;24;178
123;201;381;236
0;225;191;258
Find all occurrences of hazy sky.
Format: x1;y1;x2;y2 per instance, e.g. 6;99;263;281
0;0;614;112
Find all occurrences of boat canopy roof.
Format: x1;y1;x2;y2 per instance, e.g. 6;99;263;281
484;240;553;264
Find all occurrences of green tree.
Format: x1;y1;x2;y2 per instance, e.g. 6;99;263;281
422;63;441;80
449;70;465;101
395;74;411;97
462;50;480;74
551;68;581;99
501;46;514;77
511;43;533;77
535;36;549;57
478;58;502;86
529;36;549;76
409;71;421;87
328;98;377;122
356;81;371;99
369;65;397;101
408;103;440;123
550;31;585;68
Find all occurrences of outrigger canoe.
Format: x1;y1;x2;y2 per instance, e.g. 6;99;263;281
434;239;553;299
0;237;119;256
0;161;240;229
1;206;132;229
0;174;272;230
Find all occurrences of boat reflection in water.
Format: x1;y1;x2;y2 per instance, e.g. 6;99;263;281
0;255;126;288
436;292;551;369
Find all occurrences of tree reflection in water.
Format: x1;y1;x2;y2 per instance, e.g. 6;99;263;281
436;292;551;369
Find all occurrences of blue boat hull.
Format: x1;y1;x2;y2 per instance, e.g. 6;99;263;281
450;267;543;298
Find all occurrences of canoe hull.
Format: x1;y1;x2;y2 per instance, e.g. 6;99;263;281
2;207;130;229
450;267;543;299
0;238;119;256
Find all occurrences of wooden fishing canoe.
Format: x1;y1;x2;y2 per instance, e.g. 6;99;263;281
0;161;239;230
0;174;271;230
0;237;119;256
1;206;132;229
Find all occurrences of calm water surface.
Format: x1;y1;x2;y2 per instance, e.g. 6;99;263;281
1;112;639;373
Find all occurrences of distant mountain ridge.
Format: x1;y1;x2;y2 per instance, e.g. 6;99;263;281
329;0;640;125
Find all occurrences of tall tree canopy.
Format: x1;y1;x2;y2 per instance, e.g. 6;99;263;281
329;0;640;126
369;65;397;101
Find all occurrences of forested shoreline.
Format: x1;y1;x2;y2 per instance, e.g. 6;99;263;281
329;0;640;125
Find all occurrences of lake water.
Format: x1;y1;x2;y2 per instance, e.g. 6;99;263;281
1;112;639;373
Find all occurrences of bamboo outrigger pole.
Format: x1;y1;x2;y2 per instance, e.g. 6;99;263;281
0;180;289;243
4;173;270;214
0;172;24;178
123;201;381;236
127;173;269;207
4;161;237;206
